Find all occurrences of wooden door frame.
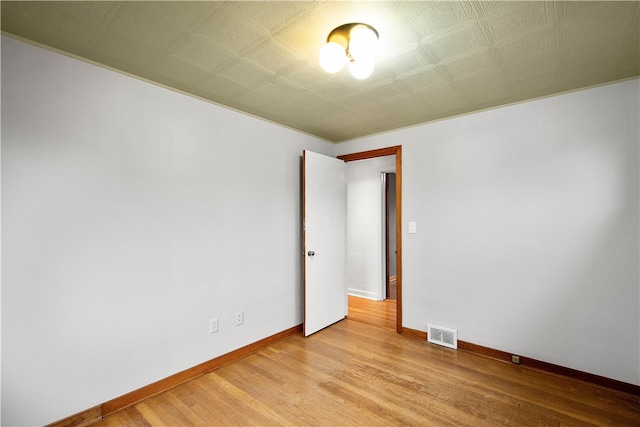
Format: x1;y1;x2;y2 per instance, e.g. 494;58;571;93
338;146;403;334
384;172;391;299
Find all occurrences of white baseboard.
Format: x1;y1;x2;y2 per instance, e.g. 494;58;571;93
348;288;380;300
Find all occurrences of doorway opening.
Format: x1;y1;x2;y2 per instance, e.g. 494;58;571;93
384;172;397;301
338;146;402;334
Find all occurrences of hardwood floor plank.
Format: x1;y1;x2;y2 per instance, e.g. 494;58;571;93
333;321;639;425
177;381;240;426
347;295;396;330
146;392;205;426
197;374;284;426
170;393;209;425
211;372;291;426
108;407;151;427
300;329;530;426
93;319;640;426
133;402;168;426
222;355;351;426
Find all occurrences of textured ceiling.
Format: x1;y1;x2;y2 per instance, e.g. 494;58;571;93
2;1;639;143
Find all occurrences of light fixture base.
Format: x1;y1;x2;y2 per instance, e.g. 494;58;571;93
326;23;379;46
320;23;379;79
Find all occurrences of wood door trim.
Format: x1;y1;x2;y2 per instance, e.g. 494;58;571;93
338;145;403;334
384;173;391;299
338;146;399;162
302;150;307;336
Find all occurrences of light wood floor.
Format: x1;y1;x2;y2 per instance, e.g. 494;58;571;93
94;319;639;426
348;295;396;331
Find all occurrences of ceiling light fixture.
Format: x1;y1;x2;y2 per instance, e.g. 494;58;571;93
319;23;379;80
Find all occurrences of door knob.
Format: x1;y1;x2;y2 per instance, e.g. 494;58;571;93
307;250;315;256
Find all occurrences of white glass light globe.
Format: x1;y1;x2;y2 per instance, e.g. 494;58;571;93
349;58;375;80
319;42;347;73
348;26;378;62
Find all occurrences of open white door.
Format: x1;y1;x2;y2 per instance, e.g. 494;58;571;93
303;150;347;336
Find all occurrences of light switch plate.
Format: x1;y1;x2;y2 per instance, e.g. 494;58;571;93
210;318;219;334
408;221;417;234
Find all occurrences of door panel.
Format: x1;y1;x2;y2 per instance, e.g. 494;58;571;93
303;150;346;336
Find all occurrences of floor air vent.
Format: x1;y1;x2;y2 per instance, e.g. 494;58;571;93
427;324;458;349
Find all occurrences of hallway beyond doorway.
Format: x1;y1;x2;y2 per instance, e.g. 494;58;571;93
347;295;396;331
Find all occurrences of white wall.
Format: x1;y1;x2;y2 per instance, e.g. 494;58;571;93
337;79;640;386
1;36;333;426
3;35;639;427
346;156;395;299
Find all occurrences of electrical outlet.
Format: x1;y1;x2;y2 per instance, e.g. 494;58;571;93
235;311;244;326
511;355;521;365
209;318;219;334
